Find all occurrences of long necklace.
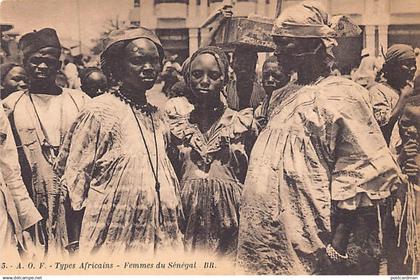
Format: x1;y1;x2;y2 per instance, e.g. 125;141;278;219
112;89;164;226
27;92;63;165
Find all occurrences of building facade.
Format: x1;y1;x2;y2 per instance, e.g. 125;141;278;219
128;0;420;65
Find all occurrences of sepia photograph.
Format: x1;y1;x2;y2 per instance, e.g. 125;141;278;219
0;0;419;277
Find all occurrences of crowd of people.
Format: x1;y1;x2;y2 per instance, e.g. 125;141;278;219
0;0;419;275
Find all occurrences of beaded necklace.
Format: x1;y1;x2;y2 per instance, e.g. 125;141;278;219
112;89;164;226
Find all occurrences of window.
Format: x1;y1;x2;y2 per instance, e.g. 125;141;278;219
134;0;140;7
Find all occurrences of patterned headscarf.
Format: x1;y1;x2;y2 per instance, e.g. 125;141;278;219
272;1;337;57
384;44;416;65
184;46;230;88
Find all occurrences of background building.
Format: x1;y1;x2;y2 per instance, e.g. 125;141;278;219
129;0;420;72
1;0;419;71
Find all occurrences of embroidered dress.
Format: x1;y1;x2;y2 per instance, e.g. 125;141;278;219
2;89;89;255
55;92;183;256
237;76;400;274
165;97;258;256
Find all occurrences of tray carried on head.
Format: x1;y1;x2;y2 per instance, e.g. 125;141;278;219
212;14;276;52
331;15;362;37
210;13;362;52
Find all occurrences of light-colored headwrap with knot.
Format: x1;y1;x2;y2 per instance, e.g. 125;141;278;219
272;1;338;57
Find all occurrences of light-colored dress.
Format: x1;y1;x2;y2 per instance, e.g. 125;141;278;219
0;107;41;261
165;97;258;256
368;82;401;153
3;88;89;255
55;92;183;256
237;76;400;274
369;82;399;128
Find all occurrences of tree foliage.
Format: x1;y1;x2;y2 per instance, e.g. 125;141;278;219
90;18;128;55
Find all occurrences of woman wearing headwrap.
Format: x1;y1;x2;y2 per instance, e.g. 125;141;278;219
0;63;27;99
369;44;417;147
165;46;258;257
236;1;401;275
55;27;183;257
367;46;417;274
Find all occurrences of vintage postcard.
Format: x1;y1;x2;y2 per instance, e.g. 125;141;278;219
0;0;419;277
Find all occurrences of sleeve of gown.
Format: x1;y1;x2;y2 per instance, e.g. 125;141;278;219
163;98;191;180
236;108;259;156
56;108;103;211
0;108;42;230
369;85;393;127
321;84;401;202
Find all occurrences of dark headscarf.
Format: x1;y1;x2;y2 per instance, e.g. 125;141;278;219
100;26;164;82
80;67;103;85
184;46;229;88
384;44;416;65
181;57;191;77
0;63;18;84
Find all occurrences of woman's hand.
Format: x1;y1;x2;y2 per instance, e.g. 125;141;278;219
400;83;414;99
18;230;37;261
400;138;418;178
256;115;268;130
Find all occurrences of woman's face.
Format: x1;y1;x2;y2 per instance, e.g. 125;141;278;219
189;53;224;101
121;38;161;91
273;37;323;73
386;59;417;89
399;59;417;83
2;66;28;94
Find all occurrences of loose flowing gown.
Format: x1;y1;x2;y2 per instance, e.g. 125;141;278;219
3;89;89;255
237;76;400;274
165;97;257;256
0;108;41;261
56;92;183;256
